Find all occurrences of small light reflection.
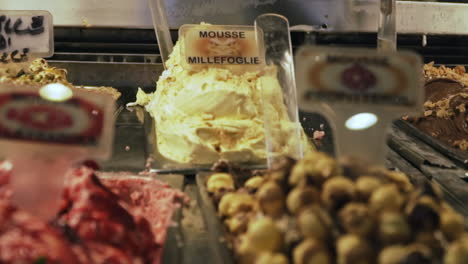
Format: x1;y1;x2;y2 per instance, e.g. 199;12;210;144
345;113;378;131
0;161;12;171
39;83;73;102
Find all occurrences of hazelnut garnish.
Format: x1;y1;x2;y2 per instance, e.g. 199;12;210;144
370;168;412;193
321;177;356;212
378;244;431;264
414;232;444;259
338;203;374;236
297;205;332;241
238;217;283;254
287;186;320;215
293;238;331;264
336;234;374;264
267;156;296;185
339;156;369;180
207;173;235;194
289;152;341;187
356;176;382;201
257;181;285;217
369;184;404;213
255;252;289;264
245;176;264;193
218;193;235;216
404;244;432;264
378;212;411;245
444;239;468;264
218;193;255;217
405;195;440;232
440;211;464;241
378;245;407;264
225;212;252;234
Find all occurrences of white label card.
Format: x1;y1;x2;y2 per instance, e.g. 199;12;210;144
179;24;265;71
295;46;423;110
0;10;54;63
0;84;115;160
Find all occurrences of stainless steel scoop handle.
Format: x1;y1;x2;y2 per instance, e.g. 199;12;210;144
149;0;174;68
378;0;397;51
255;14;304;167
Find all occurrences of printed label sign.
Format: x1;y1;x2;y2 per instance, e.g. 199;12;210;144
0;10;54;63
0;84;115;161
179;24;265;69
295;46;422;108
0;92;103;145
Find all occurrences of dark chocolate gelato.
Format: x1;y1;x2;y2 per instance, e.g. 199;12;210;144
407;63;468;150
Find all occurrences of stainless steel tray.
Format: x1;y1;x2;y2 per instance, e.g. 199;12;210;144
49;58;162;91
388;124;468;215
195;173;236;264
395;120;468;169
195;163;468;264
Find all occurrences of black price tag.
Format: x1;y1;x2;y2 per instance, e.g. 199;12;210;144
0;11;53;63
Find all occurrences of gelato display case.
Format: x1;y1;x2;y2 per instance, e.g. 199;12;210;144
0;0;468;263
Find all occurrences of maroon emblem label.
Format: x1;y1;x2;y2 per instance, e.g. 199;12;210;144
341;64;377;92
296;47;423;108
7;105;73;130
0;92;104;146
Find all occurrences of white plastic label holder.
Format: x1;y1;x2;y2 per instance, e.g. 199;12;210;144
296;46;423;165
